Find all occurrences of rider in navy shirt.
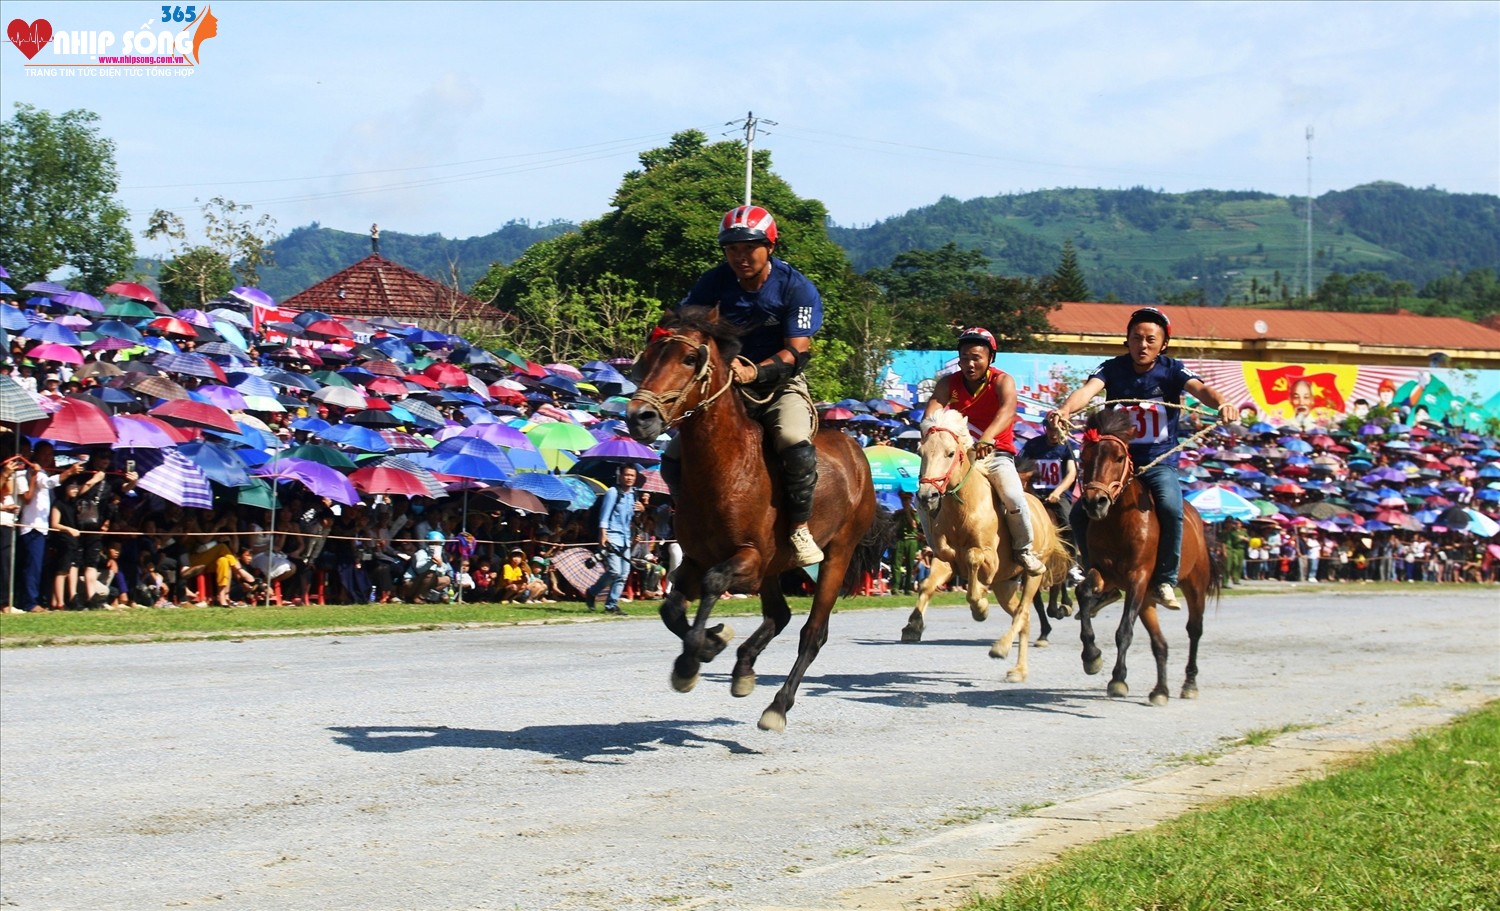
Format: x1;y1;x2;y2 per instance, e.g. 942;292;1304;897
1051;308;1235;610
664;205;826;567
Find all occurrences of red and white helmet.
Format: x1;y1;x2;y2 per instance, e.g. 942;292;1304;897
718;205;778;247
956;327;997;353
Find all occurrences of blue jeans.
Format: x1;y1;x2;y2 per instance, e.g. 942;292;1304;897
586;534;630;610
18;531;47;611
1069;463;1184;588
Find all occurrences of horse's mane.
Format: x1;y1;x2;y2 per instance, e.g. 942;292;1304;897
658;306;745;361
919;406;973;445
1086;408;1138;442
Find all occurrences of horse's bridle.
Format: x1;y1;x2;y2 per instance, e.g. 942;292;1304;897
1081;431;1135;503
630;333;736;428
918;425;976;497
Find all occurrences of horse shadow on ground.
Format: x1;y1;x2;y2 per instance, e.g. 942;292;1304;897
329;717;760;764
699;667;1100;719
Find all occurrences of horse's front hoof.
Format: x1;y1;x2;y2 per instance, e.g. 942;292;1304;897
989;642;1010;660
1149;691;1170;707
1048;605;1072;620
900;624;923;643
758;707;787;732
671;671;699;693
1033;637;1049;648
970;601;990;622
1107;680;1129;698
731;673;756;698
1083;654;1104;676
1005;668;1027;683
1181;683;1199;700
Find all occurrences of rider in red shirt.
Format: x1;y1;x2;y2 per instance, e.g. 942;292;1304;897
921;328;1044;576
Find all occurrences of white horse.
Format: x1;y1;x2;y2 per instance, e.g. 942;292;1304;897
901;407;1063;682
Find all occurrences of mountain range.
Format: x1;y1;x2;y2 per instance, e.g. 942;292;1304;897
249;182;1497;305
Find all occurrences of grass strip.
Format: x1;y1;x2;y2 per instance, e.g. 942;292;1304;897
965;701;1500;911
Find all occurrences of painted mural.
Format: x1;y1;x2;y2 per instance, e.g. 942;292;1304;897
882;350;1500;431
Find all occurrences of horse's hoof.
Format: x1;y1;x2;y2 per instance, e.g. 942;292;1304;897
970;603;990;622
1181;684;1199;700
1005;669;1027;683
710;623;736;646
900;626;923;643
988;643;1010;660
758;707;787;732
1107;680;1129;698
1033;638;1050;648
1149;691;1170;707
1083;655;1104;676
731;674;756;698
671;672;699;693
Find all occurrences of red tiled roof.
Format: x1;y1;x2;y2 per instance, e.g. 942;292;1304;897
1049;303;1500;353
282;254;493;324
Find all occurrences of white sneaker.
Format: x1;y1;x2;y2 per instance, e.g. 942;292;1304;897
1152;581;1182;610
789;526;824;567
1016;548;1045;576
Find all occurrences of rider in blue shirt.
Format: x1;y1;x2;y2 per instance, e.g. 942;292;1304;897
1051;308;1235;609
662;206;825;567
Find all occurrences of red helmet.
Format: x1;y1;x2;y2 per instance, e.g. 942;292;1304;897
956;327;996;353
718;205;778;246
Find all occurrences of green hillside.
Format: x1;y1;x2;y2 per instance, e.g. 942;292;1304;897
253;219;577;302
829;183;1497;304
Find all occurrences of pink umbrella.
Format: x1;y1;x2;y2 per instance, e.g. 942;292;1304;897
22;396;117;445
25;342;84;365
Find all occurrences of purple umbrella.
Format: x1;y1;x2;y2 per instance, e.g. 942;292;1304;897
579;436;661;463
174;308;214;327
55;290;104;313
110;415;182;448
454;422;535;451
228;287;275;309
254;458;360;505
23;281;68;296
193;384;249;412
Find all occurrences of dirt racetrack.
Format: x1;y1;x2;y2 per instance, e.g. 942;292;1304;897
2;588;1496;910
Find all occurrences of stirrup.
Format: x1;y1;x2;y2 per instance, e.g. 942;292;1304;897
789;526;824;567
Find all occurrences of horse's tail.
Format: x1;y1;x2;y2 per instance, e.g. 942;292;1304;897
844;504;897;596
1203;520;1226;606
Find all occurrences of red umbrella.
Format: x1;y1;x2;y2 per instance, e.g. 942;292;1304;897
365;376;407;396
148;316;199;338
360;359;406;377
514;361;547;379
104;281;161;305
25;342;85;365
489;385;526;405
423;362;470;388
349;465;434;498
822;407;855;421
149;399;240;433
1270;481;1304;495
362;396;391;411
301;319;352;339
23;396;117;445
403;373;439;390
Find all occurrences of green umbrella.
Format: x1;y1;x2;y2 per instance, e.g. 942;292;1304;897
237;477;280;509
863;445;920;493
311;370;356;388
524;421;598;452
491;348;531;369
105;300;156;319
282;443;358;470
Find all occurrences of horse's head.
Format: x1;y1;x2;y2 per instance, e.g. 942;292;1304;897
1077;408;1136;520
916;407;974;513
625;306;743;443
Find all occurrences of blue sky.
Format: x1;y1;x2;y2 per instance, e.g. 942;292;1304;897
3;1;1496;256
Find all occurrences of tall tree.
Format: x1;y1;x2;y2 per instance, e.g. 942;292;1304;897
0;103;133;291
945;275;1062;352
1051;239;1090;301
864;243;992;348
145;196;277;308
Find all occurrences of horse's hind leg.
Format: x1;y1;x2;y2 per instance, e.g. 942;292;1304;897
1032;586;1053;646
991;577;1034;682
902;558;953;642
732;576;793;698
1181;595;1204;700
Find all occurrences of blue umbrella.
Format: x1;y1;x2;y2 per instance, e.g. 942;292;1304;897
417;436;513;481
21;322;82;346
316;422;392;453
175;441;252;487
506;471;575;502
93;319;143;342
0;307;30;331
404;328;450;347
289;416;331;433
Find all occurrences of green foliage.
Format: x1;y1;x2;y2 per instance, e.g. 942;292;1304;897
476;130;856;384
1051;239;1090;302
145;197;276;308
0;103;133;291
830;184;1497;308
945;275;1062;353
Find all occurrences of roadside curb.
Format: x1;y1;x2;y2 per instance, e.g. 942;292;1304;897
747;684;1498;911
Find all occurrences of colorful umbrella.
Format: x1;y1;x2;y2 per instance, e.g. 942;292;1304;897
254;458;359;505
25;342;84;365
149;399;240;433
104;281;161;305
174;441;252;487
0;375;48;424
124;447;213;509
525;421;597;452
578;436;660;464
863;445;920;493
23;396;116;444
1187;485;1260;521
110;415;186;448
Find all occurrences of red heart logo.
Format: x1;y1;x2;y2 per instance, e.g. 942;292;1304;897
7;18;53;60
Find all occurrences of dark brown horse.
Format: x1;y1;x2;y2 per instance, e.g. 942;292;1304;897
625;307;877;731
1071;409;1220;705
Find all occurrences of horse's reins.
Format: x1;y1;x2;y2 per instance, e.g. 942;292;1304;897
918;425;978;498
1079;429;1135;503
630;333;736;428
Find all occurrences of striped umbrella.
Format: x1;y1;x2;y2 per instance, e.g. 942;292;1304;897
505;471;575;502
0;375;47;424
550;545;606;596
124;447;214;509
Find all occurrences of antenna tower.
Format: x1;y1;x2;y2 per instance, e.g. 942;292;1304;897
727;111;776;205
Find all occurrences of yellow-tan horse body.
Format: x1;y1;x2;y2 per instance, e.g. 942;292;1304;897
902;407;1064;682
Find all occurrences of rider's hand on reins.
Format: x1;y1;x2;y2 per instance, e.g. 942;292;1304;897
1216;403;1238;425
730;356;759;385
973;439;995;459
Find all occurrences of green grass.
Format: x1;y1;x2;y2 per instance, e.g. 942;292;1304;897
0;592;979;647
964;702;1500;911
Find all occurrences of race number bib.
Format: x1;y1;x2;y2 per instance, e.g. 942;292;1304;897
1126;401;1169;444
1032;459;1063;488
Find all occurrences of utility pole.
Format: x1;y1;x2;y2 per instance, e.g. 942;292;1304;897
1305;125;1315;301
727;111;776;206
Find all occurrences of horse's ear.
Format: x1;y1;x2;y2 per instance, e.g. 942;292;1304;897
706;304;720;324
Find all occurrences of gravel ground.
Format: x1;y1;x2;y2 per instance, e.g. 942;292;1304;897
2;588;1496;911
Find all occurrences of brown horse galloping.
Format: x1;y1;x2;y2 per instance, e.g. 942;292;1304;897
625;307;876;731
1071;409;1220;705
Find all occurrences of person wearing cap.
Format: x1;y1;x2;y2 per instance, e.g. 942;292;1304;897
1050;307;1236;610
499;547;531;602
921;326;1045;576
662;205;826;568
